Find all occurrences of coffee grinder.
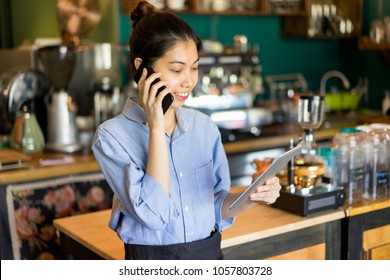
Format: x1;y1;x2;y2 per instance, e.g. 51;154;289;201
273;93;346;216
37;45;82;153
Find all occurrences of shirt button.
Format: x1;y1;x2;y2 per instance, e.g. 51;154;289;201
184;206;189;211
179;172;183;177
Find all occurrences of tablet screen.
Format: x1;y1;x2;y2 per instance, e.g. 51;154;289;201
229;145;302;210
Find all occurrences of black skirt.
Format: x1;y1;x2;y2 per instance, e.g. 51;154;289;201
124;230;223;260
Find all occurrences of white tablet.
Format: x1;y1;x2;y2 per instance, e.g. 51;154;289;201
229;145;302;210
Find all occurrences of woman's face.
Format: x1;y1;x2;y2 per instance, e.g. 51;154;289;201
152;40;199;109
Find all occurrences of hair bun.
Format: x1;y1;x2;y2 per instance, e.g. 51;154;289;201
130;0;156;28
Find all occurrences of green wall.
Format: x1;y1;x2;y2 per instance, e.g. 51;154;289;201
3;0;390;111
9;0;58;45
8;0;119;46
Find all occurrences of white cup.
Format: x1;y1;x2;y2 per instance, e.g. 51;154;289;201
166;0;186;10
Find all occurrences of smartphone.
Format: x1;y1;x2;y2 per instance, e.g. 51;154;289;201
134;63;174;114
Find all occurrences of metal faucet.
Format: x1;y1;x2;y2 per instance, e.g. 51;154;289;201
320;70;350;96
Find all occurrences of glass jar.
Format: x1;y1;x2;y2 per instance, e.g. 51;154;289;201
331;128;365;204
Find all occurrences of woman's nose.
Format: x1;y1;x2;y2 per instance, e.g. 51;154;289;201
182;71;196;88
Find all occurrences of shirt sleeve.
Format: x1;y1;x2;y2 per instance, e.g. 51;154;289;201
92;126;180;230
212;128;235;231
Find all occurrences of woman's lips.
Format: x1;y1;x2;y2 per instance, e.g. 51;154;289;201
174;92;189;101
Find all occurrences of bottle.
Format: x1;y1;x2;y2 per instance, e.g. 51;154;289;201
370;19;385;44
362;132;373;200
382;90;390;115
370;131;389;199
287;138;295;189
369;127;390;200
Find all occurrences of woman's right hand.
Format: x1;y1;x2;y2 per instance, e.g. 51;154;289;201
137;68;171;128
137;68;172;195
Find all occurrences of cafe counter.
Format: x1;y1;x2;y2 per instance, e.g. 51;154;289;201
53;199;346;260
1;113;389;260
52;190;390;260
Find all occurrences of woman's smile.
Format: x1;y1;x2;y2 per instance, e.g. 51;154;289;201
174;91;190;101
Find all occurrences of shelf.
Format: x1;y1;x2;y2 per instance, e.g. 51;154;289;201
120;0;362;40
281;0;362;39
173;10;268;16
120;0;307;16
358;36;390;51
359;36;390;64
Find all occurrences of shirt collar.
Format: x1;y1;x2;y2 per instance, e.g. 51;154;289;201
121;98;189;133
175;107;189;133
122;98;147;123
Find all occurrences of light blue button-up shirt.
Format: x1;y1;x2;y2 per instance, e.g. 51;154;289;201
92;98;234;245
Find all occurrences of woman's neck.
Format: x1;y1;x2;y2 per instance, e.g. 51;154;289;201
164;109;177;137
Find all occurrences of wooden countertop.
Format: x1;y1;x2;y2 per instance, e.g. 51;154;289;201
0;152;100;184
222;111;380;154
223;126;341;154
345;198;390;217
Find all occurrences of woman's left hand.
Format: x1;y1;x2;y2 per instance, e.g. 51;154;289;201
249;175;281;205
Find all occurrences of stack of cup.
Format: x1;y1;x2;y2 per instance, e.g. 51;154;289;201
350;123;390;202
331;128;365;205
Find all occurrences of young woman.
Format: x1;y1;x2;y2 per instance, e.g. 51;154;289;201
92;0;281;260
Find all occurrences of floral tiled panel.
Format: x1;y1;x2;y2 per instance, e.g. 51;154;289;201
5;173;113;260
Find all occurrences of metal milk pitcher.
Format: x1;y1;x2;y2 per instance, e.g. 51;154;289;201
46;90;81;153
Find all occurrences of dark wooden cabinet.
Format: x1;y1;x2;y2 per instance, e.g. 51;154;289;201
223;219;341;260
341;200;390;259
281;0;363;38
358;36;390;64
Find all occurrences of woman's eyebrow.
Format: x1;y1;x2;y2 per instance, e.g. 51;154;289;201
169;58;200;65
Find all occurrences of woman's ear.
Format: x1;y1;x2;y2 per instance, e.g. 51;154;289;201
134;58;143;71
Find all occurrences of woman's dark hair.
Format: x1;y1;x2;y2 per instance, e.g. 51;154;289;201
129;0;202;76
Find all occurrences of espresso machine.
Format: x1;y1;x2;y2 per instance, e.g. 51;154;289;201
37;45;82;153
272;93;346;216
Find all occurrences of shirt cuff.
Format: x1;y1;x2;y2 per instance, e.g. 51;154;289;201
214;190;235;232
139;174;180;224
